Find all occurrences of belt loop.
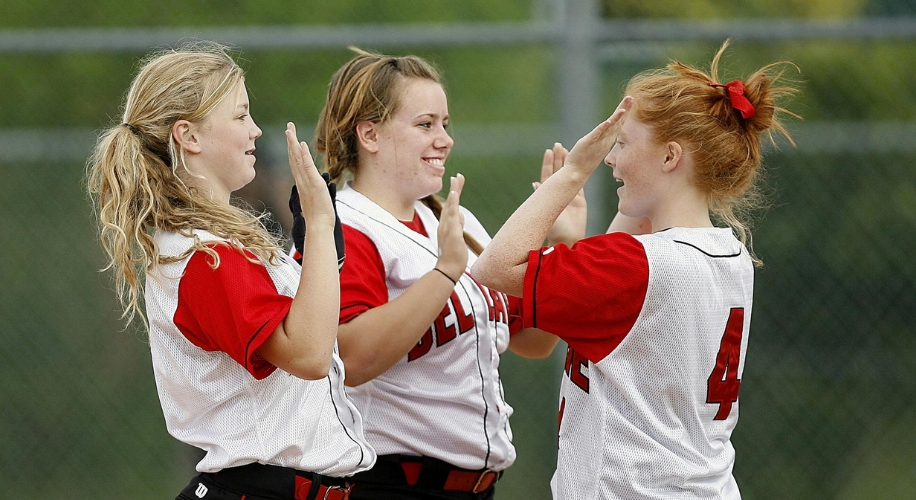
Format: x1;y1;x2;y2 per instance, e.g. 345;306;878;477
472;470;497;493
301;472;322;500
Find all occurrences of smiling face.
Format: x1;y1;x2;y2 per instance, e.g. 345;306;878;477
372;77;454;204
604;111;669;219
190;81;262;201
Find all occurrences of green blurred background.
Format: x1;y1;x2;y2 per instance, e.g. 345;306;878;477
2;0;915;498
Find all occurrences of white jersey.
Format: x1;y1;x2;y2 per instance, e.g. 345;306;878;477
145;229;375;475
336;183;517;471
522;227;752;500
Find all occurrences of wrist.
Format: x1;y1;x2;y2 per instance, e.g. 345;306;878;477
432;267;459;285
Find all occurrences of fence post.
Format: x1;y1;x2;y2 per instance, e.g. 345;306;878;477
556;0;605;234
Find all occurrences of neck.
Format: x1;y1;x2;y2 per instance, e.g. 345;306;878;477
648;189;712;232
350;176;417;220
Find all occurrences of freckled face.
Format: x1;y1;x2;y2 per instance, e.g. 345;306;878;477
373;78;454;202
604;113;669;219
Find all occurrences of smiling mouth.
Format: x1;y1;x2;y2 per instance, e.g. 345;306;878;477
425;158;444;167
245;148;256;156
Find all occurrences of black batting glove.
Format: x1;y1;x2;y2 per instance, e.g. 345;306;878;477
288;172;345;272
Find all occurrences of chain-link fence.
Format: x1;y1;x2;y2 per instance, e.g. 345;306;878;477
2;2;916;499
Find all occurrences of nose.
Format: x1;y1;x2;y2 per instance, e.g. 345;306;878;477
604;149;615;167
435;126;454;150
251;120;263;140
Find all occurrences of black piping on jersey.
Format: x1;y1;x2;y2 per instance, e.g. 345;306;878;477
325;371;369;467
339;198;495;469
674;240;743;258
338;199;441;260
529;251;545;330
244;319;272;373
456;277;492;469
247;319;368;467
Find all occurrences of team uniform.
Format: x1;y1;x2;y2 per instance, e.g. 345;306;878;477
522;227;752;500
334;183;520;498
144;229;376;500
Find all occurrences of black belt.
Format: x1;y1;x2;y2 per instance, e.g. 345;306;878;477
350;454;501;494
204;463;351;500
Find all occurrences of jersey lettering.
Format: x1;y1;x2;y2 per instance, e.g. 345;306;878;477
407;291;475;361
706;307;744;420
471;278;511;324
564;346;590;393
486;289;509;323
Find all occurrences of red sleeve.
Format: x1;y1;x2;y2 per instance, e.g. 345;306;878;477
522;232;649;363
339;224;389;324
175;244;292;379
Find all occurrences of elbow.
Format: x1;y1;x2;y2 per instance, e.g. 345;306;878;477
470;259;496;288
339;350;378;388
291;357;333;381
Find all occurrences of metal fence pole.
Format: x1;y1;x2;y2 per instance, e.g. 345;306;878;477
556;0;605;234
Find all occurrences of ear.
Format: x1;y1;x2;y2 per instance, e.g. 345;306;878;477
661;141;683;173
171;119;202;154
355;121;380;153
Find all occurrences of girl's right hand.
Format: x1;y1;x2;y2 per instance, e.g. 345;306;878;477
286;122;335;229
565;96;632;176
436;174;468;282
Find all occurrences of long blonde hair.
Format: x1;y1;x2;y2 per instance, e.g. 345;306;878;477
626;40;800;264
86;41;282;326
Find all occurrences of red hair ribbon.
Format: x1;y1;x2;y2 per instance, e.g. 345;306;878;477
709;79;755;119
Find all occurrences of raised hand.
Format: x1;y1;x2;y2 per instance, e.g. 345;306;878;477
535;142;586;246
288;174;346;270
435;174;468;283
565;96;632;177
286;122;334;230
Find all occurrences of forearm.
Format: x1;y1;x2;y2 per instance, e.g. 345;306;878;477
472;168;589;295
339;268;458;386
508;327;560;359
262;224;340;379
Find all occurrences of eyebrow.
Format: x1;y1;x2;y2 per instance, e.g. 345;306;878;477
415;112;448;121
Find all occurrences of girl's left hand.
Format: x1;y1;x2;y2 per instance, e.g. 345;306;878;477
436;174;468;281
536;142;586;246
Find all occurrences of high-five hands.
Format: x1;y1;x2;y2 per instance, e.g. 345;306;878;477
535;143;587;247
564;96;632;177
435;174;468;284
286;122;345;271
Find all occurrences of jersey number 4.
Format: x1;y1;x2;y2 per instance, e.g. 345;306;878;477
706;307;744;420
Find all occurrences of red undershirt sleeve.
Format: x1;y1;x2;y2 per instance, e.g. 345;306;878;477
339;224;389;324
521;232;649;363
175;243;293;379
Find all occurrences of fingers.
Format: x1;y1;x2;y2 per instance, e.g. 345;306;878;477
448;173;465;200
602;95;633;131
540;148;554;183
565;96;633;172
443;174;465;226
286;122;318;181
540;143;569;183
